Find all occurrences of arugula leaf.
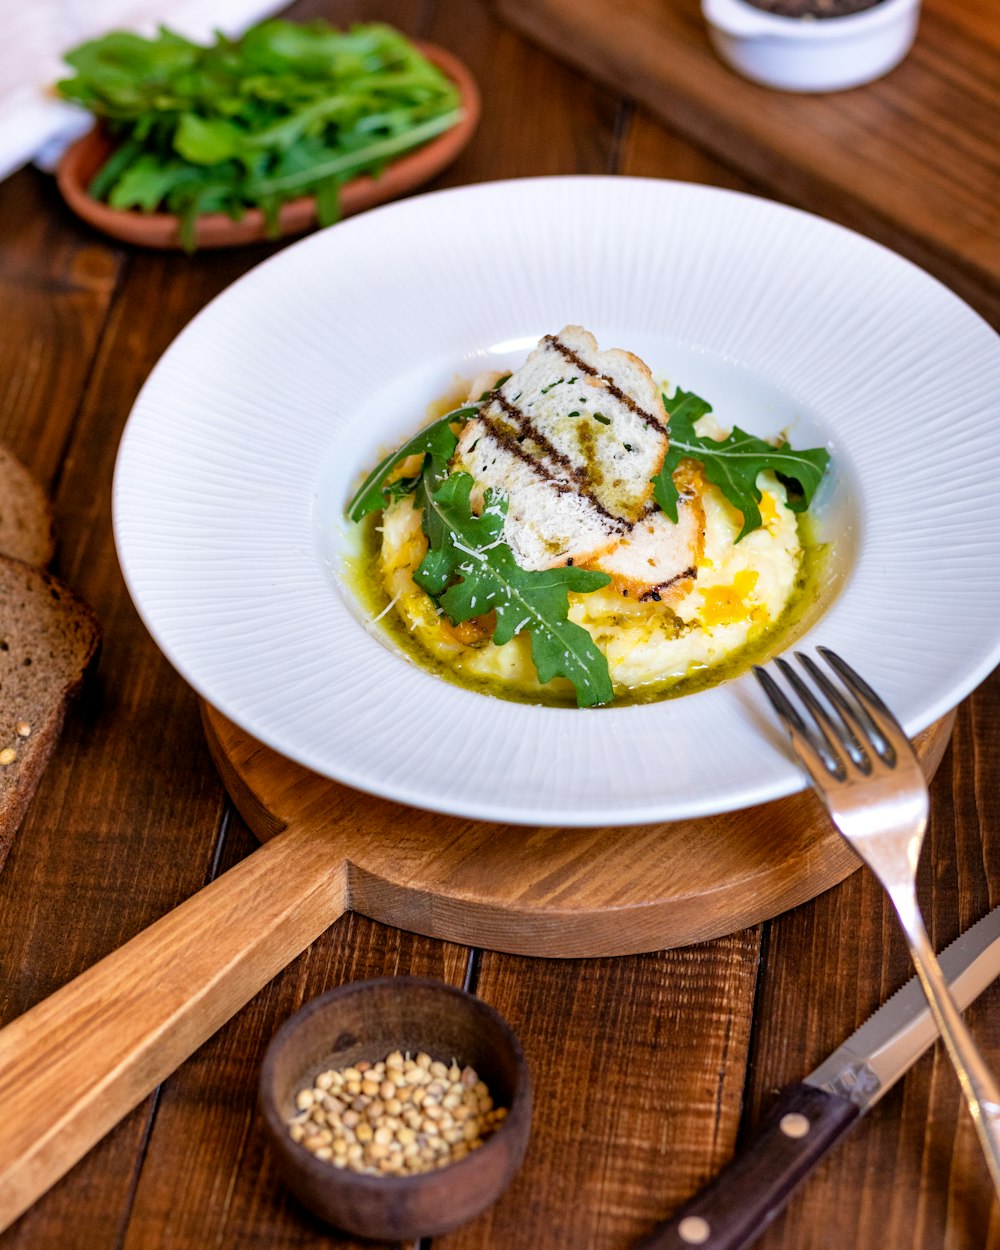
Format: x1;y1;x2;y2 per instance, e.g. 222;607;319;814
414;474;614;708
346;406;475;522
245;109;460;198
173;114;243;164
105;153;197;211
313;175;340;228
654;387;830;541
87;135;145;200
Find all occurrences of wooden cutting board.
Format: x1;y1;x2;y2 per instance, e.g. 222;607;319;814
202;701;956;958
0;701;955;1230
494;0;1000;303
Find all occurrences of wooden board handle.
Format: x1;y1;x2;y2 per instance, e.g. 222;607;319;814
0;823;347;1232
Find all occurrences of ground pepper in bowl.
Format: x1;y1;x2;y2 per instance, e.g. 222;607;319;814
741;0;884;15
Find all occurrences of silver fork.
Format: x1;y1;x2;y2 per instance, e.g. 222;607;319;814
754;647;1000;1192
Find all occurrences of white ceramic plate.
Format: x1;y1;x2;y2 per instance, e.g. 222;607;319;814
113;176;1000;827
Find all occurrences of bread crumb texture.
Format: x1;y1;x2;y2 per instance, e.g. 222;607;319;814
0;557;101;868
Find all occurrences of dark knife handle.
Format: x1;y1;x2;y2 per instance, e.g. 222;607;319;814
636;1083;861;1250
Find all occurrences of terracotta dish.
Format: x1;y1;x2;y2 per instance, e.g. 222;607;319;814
55;43;479;250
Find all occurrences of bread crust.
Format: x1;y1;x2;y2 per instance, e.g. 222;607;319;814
0;556;101;872
589;462;706;600
453;326;670;570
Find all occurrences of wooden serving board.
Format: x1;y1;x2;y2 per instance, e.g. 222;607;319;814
0;702;954;1230
202;701;956;958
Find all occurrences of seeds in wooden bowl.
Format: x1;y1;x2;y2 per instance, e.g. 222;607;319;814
286;1050;507;1176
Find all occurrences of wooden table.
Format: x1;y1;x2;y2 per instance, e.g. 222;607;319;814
1;0;998;1246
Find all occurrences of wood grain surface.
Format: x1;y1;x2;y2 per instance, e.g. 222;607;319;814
0;0;997;1247
202;704;955;956
495;0;1000;327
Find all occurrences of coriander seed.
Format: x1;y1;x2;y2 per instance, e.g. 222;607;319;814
286;1050;507;1176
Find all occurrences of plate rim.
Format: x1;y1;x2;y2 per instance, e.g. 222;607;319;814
113;174;1000;826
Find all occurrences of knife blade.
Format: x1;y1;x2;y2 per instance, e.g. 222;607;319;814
637;905;1000;1250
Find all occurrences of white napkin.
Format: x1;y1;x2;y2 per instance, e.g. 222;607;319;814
0;0;286;182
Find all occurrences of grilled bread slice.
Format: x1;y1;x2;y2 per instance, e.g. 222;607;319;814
0;557;101;869
590;462;706;601
0;446;101;872
453;326;670;570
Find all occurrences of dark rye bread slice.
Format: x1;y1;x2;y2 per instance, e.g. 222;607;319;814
0;557;101;870
0;447;55;567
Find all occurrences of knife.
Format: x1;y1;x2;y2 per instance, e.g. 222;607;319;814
638;905;1000;1250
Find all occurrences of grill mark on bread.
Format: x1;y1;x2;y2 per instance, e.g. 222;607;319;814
638;566;697;602
490;392;585;487
543;334;669;437
477;410;573;494
453;327;670;570
483;395;628;534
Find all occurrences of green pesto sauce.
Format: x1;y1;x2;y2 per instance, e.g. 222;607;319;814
618;519;830;705
343;513;574;707
342;511;831;709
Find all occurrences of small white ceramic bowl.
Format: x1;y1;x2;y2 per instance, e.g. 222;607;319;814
701;0;921;92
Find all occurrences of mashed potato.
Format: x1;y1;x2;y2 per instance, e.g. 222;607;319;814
375;444;804;705
349;330;824;707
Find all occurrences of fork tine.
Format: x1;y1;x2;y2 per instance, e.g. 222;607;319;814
793;653;880;771
818;647;905;764
753;665;847;782
818;647;902;726
778;656;874;775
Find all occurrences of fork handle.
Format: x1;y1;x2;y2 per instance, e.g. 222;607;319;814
891;886;1000;1192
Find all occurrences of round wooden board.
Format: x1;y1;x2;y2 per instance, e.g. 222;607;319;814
202;703;956;958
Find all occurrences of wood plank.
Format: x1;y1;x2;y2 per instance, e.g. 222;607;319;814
425;0;622;180
437;933;762;1248
537;83;999;1250
0;168;122;481
0;166;127;1250
0;237;290;1244
409;86;785;1249
620;102;759;196
121;811;469;1250
104;4;629;1247
494;0;1000;326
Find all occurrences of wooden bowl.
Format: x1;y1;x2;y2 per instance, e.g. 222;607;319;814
55;43;479;250
258;977;532;1239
